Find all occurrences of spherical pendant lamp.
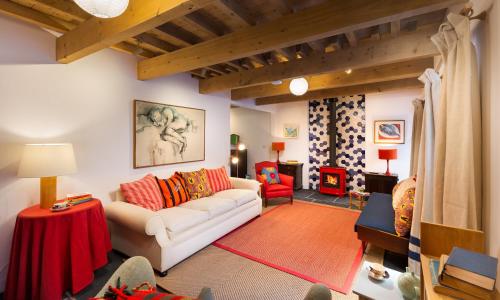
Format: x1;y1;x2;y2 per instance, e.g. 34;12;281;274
289;77;309;96
74;0;129;18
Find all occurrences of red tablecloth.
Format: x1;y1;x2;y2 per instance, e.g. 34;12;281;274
5;199;112;300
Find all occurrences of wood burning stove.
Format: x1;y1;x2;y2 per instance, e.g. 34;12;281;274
318;99;347;196
320;166;346;196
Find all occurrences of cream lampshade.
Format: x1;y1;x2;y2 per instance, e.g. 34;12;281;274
18;143;77;209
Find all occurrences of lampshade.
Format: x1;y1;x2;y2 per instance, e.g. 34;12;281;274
272;142;285;151
378;148;398;160
18;143;77;178
74;0;129;18
289;78;308;96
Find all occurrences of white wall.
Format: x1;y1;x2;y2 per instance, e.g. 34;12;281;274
365;89;422;179
230;107;272;178
0;15;231;293
474;0;500;291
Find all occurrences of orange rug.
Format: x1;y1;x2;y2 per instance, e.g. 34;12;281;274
213;202;363;294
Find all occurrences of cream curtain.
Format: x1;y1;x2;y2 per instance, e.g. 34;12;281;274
409;69;441;274
430;13;481;229
410;99;424;176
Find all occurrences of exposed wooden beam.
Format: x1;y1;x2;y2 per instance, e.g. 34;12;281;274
232;57;432;100
56;0;215;63
216;0;256;25
199;26;439;93
255;78;423;105
138;0;463;80
345;31;358;47
391;20;401;36
0;0;68;33
185;10;230;36
11;0;89;22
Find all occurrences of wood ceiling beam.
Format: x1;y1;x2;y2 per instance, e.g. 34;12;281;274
0;0;68;33
391;20;401;36
199;26;439;93
216;0;256;25
56;0;215;63
345;31;358;47
232;57;432;100
255;78;423;105
12;0;89;22
138;0;464;80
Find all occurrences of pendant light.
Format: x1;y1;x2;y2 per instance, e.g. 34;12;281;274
289;77;308;96
74;0;129;18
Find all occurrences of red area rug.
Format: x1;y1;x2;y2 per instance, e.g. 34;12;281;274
213;201;363;294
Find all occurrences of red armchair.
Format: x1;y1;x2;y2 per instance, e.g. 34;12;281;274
255;161;294;207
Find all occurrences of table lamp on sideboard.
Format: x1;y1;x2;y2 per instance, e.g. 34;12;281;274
17;143;77;209
272;142;285;163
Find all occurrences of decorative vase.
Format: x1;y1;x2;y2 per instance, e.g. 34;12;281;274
398;267;420;300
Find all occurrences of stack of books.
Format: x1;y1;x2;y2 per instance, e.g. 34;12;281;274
429;247;498;299
67;193;93;205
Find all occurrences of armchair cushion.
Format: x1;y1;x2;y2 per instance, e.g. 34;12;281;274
278;173;294;188
261;167;281;184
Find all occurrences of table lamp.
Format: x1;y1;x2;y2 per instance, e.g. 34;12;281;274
378;148;397;175
18;143;77;209
272;142;285;163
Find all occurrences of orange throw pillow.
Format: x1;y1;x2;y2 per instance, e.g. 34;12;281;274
120;174;163;211
179;169;213;200
156;174;191;208
204;167;232;193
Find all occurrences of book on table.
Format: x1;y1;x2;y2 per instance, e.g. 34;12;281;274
429;258;486;300
444;247;497;291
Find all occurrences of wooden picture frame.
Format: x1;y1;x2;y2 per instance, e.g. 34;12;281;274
374;120;405;144
283;123;299;138
133;99;206;168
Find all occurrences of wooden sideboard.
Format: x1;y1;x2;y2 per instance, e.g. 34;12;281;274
364;172;398;194
278;163;303;190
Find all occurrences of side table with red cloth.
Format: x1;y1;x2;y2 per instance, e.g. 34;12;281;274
5;199;112;300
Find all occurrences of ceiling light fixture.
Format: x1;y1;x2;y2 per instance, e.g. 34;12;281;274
74;0;129;18
289;77;309;96
345;68;352;74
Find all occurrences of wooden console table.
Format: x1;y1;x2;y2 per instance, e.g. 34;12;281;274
364;172;398;194
278;163;303;190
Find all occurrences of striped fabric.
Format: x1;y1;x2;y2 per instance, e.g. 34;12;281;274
156;174;191;208
204;167;232;193
120;174;164;211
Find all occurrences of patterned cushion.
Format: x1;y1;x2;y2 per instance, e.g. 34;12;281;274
392;176;417;209
394;187;415;237
156;174;191;208
260;167;281;185
204;167;232;193
120;174;164;211
179;169;213;199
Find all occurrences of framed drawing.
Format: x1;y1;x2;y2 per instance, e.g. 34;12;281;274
134;99;205;168
374;120;405;144
283;124;299;138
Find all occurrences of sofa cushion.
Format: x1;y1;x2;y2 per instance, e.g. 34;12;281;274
204;167;232;193
213;189;257;206
179;170;213;200
157;207;209;233
120;174;164;211
156;174;190;208
355;192;397;235
180;197;236;218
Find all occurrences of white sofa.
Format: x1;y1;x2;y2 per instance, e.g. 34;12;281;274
105;177;262;275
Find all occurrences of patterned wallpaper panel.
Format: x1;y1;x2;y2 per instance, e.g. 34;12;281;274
308;95;366;191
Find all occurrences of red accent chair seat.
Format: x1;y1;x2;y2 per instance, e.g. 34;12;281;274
255;161;294;207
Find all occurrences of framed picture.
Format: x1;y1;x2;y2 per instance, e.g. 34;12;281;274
134;99;205;168
374;120;405;144
283;124;299;138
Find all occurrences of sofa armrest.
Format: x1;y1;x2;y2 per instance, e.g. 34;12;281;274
105;201;164;236
230;177;261;192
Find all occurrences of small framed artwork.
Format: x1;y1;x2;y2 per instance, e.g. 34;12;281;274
283;124;299;138
134;99;206;168
374;120;405;144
